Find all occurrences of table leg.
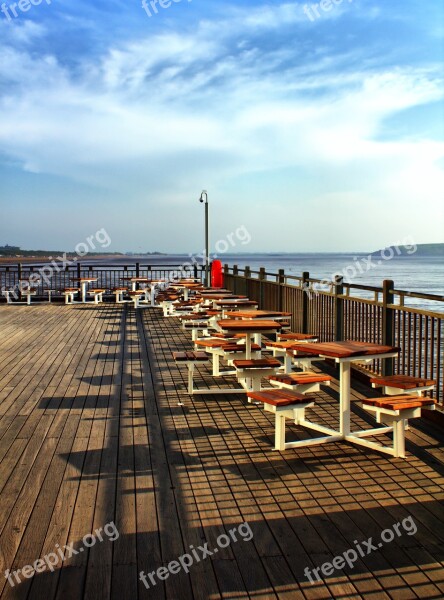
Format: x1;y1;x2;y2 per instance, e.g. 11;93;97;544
245;334;252;360
82;283;87;303
184;288;189;301
339;361;351;436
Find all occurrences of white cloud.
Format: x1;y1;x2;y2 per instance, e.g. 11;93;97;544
0;1;443;250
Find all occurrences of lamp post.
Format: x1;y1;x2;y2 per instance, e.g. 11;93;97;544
198;190;209;286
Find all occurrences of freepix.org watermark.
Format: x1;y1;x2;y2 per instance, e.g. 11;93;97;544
1;228;111;301
139;521;253;589
304;516;417;584
1;0;51;22
303;0;353;22
142;0;191;18
303;236;417;299
4;521;119;587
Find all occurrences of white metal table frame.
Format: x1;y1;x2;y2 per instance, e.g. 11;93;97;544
277;350;400;453
71;278;98;303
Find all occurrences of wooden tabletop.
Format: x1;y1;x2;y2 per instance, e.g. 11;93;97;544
224;310;292;319
300;340;400;359
217;319;283;332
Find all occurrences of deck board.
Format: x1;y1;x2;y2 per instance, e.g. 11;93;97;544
0;304;443;599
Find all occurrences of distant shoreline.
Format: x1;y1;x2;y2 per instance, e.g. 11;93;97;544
0;254;125;265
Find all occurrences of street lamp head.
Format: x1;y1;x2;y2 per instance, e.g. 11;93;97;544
199;190;208;203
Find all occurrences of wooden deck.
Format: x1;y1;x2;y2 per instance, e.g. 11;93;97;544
1;303;444;600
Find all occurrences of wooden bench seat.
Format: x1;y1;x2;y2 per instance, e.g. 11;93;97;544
265;341;306;350
212;332;245;340
173;351;209;363
278;333;319;341
113;288;128;303
233;358;281;370
178;312;209;320
128;290;147;308
195;339;230;349
363;395;436;411
269;372;332;393
370;375;436;396
63;288;80;304
233;358;282;394
246;389;316;450
172;350;243;396
361;395;436;458
264;339;324;373
88;289;106;304
223;343;261;353
285;348;324;372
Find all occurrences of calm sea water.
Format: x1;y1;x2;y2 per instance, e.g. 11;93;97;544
83;253;444;311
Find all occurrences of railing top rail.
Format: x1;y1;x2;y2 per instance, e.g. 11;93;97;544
391;288;444;302
223;265;444;305
0;263;205;270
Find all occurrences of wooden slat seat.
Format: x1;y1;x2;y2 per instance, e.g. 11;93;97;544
178;312;209;320
183;321;210;328
266;341;308;350
363;395;436;411
247;389;307;406
278;332;319;341
370;375;436;391
173;351;209;362
62;288;79;304
195;339;230;349
233;358;281;369
212;332;245;339
246;389;316;451
360;395;437;457
89;289;106;294
269;371;332;393
269;372;332;385
223;343;261;353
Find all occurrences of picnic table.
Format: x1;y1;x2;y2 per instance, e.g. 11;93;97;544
217;319;283;359
71;277;98;303
299;340;400;449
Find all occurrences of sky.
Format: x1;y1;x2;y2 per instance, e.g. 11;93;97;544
0;0;443;254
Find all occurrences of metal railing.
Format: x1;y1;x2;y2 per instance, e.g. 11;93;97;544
223;264;444;406
0;262;205;297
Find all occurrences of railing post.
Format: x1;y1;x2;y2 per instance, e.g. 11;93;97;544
382;279;395;376
278;269;285;312
335;275;344;342
76;262;81;301
136;262;140;278
233;265;238;294
259;267;266;309
244;266;251;300
193;264;198;280
302;271;309;334
18;262;22;300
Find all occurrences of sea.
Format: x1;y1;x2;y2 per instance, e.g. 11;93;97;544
82;252;444;312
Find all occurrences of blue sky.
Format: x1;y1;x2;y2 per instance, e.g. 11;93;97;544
0;0;443;253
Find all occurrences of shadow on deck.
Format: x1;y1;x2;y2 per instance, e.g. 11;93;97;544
0;304;443;600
